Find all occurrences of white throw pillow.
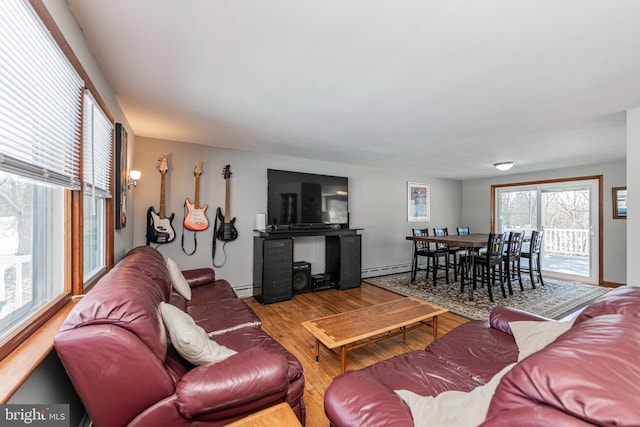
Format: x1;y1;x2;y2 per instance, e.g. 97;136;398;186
159;302;237;366
509;320;573;362
166;257;192;300
395;363;516;427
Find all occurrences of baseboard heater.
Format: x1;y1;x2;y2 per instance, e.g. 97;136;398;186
361;264;412;279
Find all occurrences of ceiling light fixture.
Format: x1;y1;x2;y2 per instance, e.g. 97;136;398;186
493;162;515;172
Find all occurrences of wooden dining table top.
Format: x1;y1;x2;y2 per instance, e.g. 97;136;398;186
406;233;489;248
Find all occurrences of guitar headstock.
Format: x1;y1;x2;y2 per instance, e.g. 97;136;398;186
222;165;232;180
157;155;168;175
194;161;203;177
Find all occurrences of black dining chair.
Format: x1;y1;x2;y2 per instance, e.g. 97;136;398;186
470;233;506;302
434;227;464;282
521;229;545;288
411;228;449;286
502;231;524;294
411;228;430;282
456;227;470;235
456;226;480;284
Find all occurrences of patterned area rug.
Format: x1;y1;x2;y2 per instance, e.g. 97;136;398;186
364;272;610;320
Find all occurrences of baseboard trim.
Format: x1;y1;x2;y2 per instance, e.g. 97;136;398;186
601;280;625;288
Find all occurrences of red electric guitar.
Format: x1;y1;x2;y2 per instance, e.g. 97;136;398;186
184;161;209;231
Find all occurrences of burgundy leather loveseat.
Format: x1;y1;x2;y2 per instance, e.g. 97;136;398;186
325;286;640;426
54;246;305;426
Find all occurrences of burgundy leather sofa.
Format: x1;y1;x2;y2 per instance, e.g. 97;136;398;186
54;246;305;427
325;286;640;426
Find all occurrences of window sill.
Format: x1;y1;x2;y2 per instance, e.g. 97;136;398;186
0;299;79;403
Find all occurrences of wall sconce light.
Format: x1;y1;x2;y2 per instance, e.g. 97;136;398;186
127;170;141;189
493;162;515;172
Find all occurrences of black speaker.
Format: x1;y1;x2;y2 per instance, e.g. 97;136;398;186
292;261;311;294
253;237;293;304
326;235;361;290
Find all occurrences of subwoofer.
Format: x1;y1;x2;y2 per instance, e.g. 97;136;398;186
292;261;311;295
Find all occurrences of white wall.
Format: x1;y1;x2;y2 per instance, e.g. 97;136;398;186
627;107;640;286
133;137;462;295
462;160;627;285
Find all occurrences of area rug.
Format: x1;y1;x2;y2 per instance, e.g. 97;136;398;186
364;272;610;320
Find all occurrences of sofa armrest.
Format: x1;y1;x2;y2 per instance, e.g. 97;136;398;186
182;268;216;288
175;347;289;420
325;370;414;427
489;307;553;335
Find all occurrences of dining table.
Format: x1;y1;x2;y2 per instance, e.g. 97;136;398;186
406;233;489;301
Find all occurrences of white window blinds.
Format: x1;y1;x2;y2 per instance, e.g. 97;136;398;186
83;90;113;197
0;0;83;190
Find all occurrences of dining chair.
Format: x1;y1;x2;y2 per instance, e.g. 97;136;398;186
456;227;470;235
456;226;481;284
411;228;430;282
434;227;464;282
521;229;545;288
502;231;524;294
411;228;449;286
470;233;506;302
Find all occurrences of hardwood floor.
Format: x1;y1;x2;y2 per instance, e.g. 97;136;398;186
244;282;470;427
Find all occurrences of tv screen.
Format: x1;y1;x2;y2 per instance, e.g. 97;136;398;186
267;169;349;229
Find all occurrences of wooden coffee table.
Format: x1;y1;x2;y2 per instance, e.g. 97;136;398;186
301;297;448;372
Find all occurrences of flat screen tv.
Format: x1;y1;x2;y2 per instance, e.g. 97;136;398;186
267;169;349;229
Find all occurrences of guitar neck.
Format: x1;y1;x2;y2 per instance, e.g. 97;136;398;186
224;178;231;222
194;175;201;208
159;173;167;219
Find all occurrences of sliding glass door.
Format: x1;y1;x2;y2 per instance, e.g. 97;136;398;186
495;178;599;284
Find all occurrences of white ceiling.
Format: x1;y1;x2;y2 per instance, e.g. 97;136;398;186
67;0;640;179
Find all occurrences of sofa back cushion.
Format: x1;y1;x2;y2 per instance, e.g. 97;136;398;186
61;267;168;361
574;285;640;325
115;246;172;300
487;314;640;426
123;245;166;263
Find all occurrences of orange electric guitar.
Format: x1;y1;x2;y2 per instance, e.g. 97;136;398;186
184;161;209;231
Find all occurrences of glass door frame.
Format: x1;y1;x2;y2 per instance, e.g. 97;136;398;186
491;175;603;285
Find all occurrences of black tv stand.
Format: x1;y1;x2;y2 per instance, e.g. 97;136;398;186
253;228;362;303
289;223;331;230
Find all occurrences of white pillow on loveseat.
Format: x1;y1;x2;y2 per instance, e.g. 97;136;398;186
509;320;573;361
159;302;236;366
395;320;573;426
166;257;192;300
395;363;515;427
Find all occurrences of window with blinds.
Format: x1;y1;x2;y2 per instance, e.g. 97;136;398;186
0;0;83;189
0;0;83;345
83;90;113;197
83;91;113;280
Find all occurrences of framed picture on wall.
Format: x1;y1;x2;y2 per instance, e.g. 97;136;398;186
407;181;430;222
115;123;128;228
612;186;627;219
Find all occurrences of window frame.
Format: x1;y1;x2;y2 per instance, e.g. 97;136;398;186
490;175;604;286
0;0;114;361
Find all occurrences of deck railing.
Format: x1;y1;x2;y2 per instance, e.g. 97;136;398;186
0;254;32;318
543;228;589;257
